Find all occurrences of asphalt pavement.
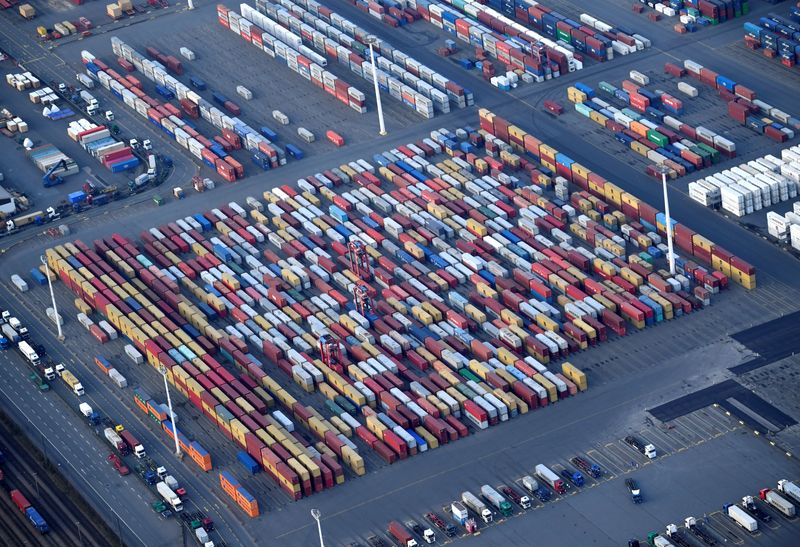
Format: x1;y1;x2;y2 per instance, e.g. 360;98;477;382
2;1;800;546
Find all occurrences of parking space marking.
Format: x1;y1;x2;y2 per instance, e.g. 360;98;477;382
606;443;641;470
660;424;693;449
680;413;718;440
599;443;632;472
643;427;682;455
694;408;727;436
669;419;706;446
585;449;621;477
708;406;741;432
708;512;747;544
697;408;733;435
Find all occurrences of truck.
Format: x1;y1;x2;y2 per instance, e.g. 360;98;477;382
10;489;50;534
499;484;531;509
387;521;417;547
571;456;602;478
560;468;585;487
461;491;492;523
79;402;101;425
156;481;183;512
425;512;456;537
647;532;675;547
723;503;757;532
119;430;146;458
759;488;795;517
405;520;434;544
18;340;40;366
43;363;56;380
2;324;20;344
522;474;551;501
535;464;566;495
684;516;717;546
741;495;771;522
626;478;643;503
61;370;84;396
664;524;692;547
450;500;469;525
104;427;127;454
481;484;513;516
777;479;800;504
625;435;657;459
29;372;49;392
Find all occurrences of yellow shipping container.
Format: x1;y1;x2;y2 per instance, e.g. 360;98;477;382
562;362;588;391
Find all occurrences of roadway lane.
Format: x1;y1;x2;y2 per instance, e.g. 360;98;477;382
0;281;261;547
0;349;172;547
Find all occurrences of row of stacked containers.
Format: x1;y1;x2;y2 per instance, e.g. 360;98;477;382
43;111;754;509
477;109;756;288
411;0;651;81
219;1;473;118
97;37;290;181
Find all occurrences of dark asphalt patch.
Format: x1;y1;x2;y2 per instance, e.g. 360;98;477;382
730;310;800;375
648;379;796;433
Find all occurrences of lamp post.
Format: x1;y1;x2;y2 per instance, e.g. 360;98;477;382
365;35;386;136
311;509;324;547
657;164;676;275
159;365;181;457
41;255;63;341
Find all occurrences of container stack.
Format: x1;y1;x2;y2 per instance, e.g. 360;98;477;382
43;107;760;501
689;147;798;217
744;8;800;68
219;471;260;517
567;79;734;179
219;4;368;114
644;0;751;32
103;38;288;180
680;58;798;142
252;0;472;115
5;71;41;90
67;118;140;172
27;145;80;177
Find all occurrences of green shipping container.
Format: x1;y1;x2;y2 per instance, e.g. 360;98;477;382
325;399;344;416
459;368;481;384
478;206;495;219
696;142;720;163
455;382;477;400
638;252;654;265
647;130;669;148
690;146;711;167
598;81;617;94
556;29;571;43
334;395;356;414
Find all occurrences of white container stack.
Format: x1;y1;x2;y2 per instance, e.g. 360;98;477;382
690;145;799;217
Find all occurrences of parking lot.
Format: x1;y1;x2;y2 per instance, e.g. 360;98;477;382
325;405;800;546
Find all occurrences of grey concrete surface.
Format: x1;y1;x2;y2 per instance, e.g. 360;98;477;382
2;1;800;546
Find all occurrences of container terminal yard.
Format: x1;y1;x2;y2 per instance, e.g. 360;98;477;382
2;1;800;546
